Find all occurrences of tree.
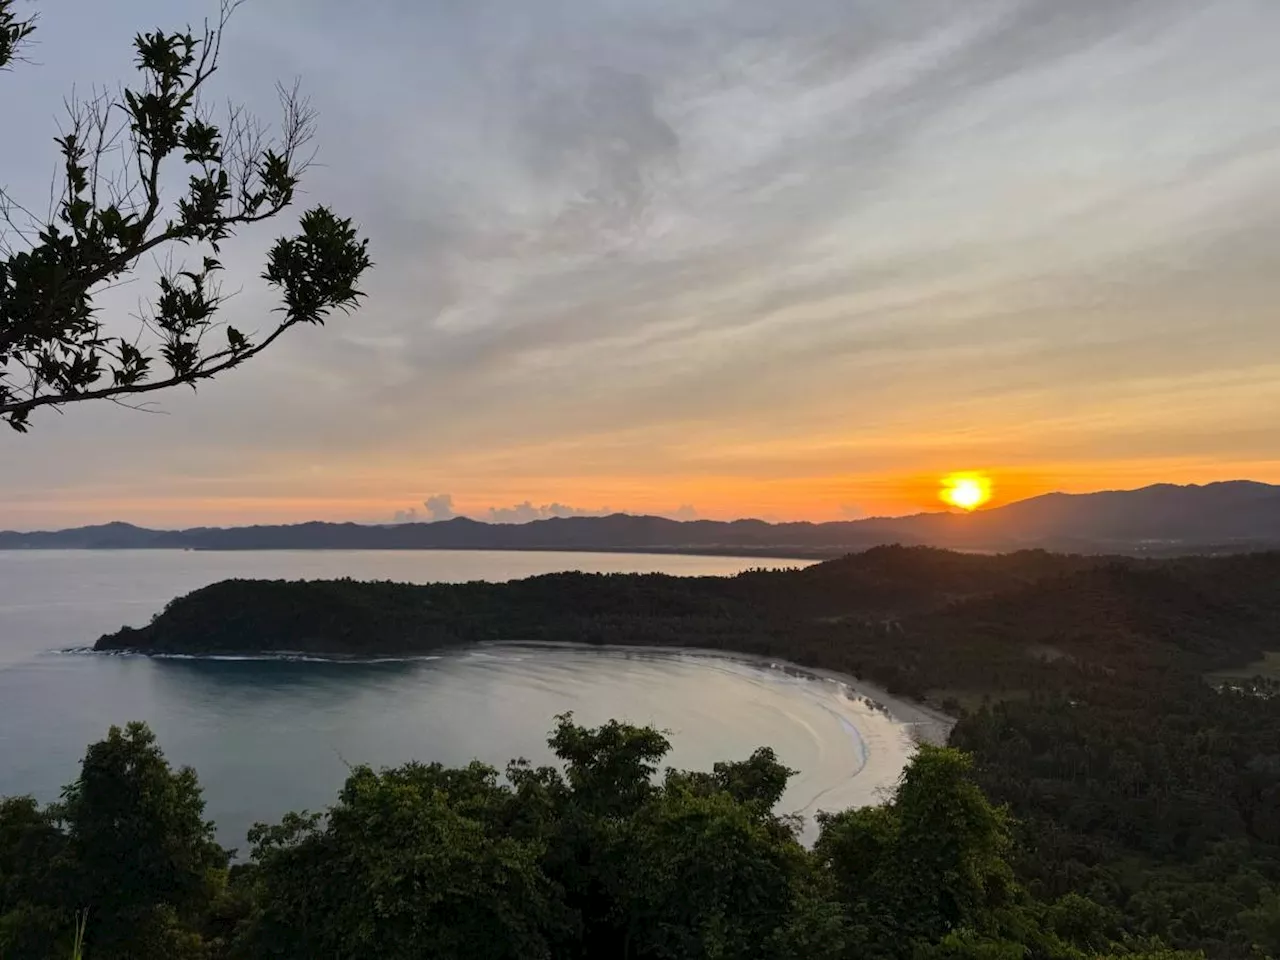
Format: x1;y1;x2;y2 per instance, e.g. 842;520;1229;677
815;746;1053;960
547;711;671;818
56;722;228;960
0;0;35;69
1238;888;1280;957
664;746;796;813
0;796;71;959
235;761;559;960
614;785;835;960
0;0;370;431
232;715;846;960
5;713;1195;960
0;723;229;960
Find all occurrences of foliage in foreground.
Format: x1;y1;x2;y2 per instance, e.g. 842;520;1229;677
0;0;370;431
85;548;1280;957
0;718;1203;960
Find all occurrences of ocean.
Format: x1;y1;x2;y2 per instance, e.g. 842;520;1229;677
0;549;916;848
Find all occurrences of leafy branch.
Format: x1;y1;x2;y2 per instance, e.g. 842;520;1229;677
0;0;371;431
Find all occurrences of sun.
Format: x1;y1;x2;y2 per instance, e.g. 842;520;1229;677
940;473;992;512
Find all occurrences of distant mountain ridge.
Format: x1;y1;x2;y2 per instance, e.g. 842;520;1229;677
6;480;1280;557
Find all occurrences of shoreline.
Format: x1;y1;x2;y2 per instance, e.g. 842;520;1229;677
490;641;957;748
88;639;957;747
0;545;835;562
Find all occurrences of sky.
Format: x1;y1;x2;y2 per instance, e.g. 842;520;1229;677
5;0;1280;529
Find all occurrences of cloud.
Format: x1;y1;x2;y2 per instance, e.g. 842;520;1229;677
409;494;611;523
7;0;1280;528
484;501;609;524
403;497;694;524
423;495;459;522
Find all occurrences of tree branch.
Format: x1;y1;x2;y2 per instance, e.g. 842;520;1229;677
1;4;372;432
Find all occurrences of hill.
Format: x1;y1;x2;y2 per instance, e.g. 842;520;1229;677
96;546;1280;697
12;480;1280;556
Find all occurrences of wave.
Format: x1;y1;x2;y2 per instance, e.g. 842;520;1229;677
51;647;443;664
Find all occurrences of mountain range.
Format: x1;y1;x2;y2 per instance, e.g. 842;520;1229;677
6;480;1280;557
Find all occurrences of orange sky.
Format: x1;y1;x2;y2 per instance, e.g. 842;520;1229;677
6;1;1280;531
10;457;1280;529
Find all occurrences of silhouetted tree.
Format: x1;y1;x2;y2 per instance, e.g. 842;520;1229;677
57;722;228;960
0;0;370;431
0;0;35;69
0;723;227;960
2;713;1233;960
235;762;558;960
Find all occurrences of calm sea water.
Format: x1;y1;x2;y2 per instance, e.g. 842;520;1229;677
0;550;917;848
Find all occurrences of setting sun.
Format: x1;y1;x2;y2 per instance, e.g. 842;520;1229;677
940;473;993;511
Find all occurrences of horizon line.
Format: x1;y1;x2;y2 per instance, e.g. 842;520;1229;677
3;478;1273;535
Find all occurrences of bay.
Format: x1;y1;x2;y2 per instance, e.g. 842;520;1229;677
0;549;923;847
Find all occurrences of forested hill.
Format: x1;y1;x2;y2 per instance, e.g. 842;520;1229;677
98;547;1280;691
95;547;1280;956
96;546;1099;663
16;479;1280;555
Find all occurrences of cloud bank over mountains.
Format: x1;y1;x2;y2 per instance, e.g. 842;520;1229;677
394;495;697;524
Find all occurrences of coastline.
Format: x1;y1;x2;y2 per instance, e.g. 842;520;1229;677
92;638;957;747
0;545;837;562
